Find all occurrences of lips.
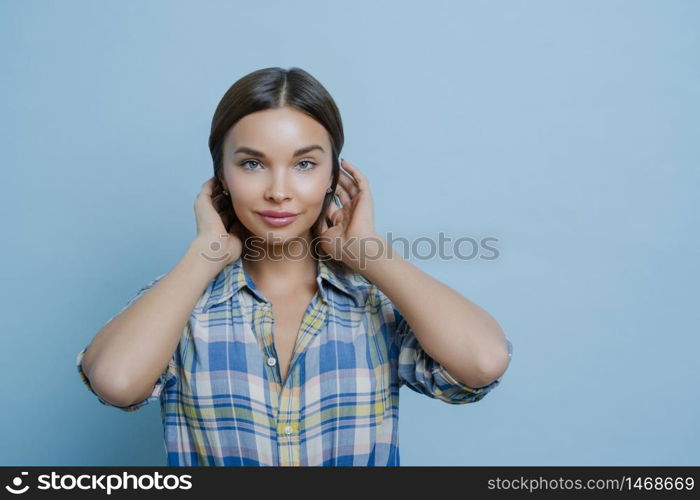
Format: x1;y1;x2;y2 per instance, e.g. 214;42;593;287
257;211;299;227
259;210;298;218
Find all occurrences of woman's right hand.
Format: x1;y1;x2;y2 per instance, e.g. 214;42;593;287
191;176;245;267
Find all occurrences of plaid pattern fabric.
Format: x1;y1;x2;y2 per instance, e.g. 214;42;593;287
76;256;512;466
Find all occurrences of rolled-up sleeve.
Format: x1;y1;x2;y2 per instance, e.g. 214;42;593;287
391;299;513;405
75;272;179;412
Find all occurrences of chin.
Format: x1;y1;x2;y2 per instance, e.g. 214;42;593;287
248;223;312;244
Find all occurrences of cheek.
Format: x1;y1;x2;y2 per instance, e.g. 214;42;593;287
226;186;255;222
226;174;258;206
230;198;256;225
297;177;330;204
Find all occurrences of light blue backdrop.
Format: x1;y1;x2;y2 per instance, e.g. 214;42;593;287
1;0;697;466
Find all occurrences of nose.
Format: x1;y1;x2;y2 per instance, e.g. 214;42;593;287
264;170;292;203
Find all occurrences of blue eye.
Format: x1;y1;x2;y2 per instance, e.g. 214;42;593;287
241;160;261;170
297;160;316;171
239;159;316;171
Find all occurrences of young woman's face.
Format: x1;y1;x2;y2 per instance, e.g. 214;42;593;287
221;106;334;247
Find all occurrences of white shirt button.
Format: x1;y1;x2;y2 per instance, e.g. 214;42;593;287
267;357;277;367
284;425;293;435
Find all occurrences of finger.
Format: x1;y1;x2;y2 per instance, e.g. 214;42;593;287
335;183;352;206
199;179;220;204
340;159;368;192
212;194;228;211
201;176;216;195
337;171;359;197
319;217;329;234
339;163;357;182
325;199;341;222
330;207;345;227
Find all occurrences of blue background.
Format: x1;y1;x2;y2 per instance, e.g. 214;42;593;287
1;0;698;465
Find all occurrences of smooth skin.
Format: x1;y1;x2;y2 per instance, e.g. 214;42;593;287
81;106;509;407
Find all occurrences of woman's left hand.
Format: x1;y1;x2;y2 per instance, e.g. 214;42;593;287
318;159;381;270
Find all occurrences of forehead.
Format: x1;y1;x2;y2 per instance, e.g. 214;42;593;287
225;107;330;153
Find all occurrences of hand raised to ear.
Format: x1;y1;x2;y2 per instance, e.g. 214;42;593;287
318;159;380;270
191;176;245;268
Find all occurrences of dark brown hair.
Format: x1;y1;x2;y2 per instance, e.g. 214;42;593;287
208;66;344;260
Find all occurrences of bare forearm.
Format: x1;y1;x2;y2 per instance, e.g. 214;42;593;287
355;235;510;387
81;238;224;404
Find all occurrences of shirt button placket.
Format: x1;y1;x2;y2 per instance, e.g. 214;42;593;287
277;421;297;465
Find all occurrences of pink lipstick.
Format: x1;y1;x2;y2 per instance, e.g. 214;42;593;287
257;210;299;227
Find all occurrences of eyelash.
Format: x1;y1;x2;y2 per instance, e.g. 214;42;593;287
240;159;317;171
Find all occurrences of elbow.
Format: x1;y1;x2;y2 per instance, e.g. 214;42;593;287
450;331;512;388
87;365;142;408
477;344;511;386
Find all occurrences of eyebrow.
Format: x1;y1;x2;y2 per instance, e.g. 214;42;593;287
233;144;325;158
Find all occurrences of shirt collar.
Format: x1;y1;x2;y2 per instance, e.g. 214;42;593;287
200;256;366;312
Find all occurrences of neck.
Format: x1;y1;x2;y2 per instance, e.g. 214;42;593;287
242;233;318;297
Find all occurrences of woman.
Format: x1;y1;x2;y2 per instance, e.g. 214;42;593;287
76;66;513;466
